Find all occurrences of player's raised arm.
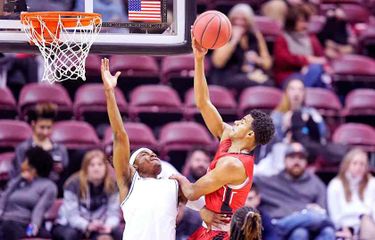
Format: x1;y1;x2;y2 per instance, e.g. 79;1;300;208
102;58;133;202
192;37;229;139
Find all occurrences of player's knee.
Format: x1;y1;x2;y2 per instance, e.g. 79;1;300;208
289;227;309;240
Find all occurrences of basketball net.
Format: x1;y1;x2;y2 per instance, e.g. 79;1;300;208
21;12;102;83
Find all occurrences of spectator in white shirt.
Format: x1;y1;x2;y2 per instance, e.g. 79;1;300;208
327;148;375;239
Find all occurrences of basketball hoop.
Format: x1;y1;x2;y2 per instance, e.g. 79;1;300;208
21;11;102;83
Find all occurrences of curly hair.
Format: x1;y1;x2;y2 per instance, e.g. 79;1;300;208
230;207;263;240
25;146;53;178
249;110;275;145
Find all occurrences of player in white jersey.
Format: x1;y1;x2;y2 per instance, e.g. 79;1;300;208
101;58;185;240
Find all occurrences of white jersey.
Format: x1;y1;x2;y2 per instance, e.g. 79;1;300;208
121;172;179;240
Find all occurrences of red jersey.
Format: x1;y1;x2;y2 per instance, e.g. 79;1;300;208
205;138;254;215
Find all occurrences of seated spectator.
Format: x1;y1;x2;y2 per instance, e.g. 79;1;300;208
273;5;329;87
74;0;127;22
52;149;122;240
327;148;375;239
261;0;288;27
14;103;69;196
245;184;280;239
177;149;211;240
0;147;57;240
211;3;272;92
318;7;353;60
255;143;335;240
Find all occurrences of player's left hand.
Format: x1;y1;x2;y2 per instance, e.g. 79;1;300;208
200;207;230;230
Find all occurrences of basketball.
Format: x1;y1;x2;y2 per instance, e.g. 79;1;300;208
192;10;232;49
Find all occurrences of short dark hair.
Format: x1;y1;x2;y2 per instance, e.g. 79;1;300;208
25;146;53;178
284;5;311;32
28;103;58;122
249;110;275;145
250;183;259;194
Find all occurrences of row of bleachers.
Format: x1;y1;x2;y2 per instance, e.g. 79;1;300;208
1;83;374;127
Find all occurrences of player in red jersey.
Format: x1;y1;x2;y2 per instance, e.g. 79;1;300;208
170;36;275;240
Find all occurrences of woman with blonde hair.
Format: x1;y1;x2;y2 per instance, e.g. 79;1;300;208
52;149;122;240
327;148;375;239
211;3;272;92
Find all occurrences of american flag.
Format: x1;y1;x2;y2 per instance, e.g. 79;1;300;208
128;0;161;23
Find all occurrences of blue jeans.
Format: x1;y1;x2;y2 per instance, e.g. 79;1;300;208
273;209;335;240
303;64;326;88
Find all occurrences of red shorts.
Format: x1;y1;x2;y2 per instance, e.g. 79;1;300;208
188;226;229;240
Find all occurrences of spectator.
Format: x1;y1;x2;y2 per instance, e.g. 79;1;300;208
74;0;127;22
327;148;375;239
245;184;280;239
273;5;329;87
14;103;69;196
255;143;335;240
0;147;57;240
52;149;122;240
261;0;288;27
177;149;211;240
211;3;272;92
318;7;353;60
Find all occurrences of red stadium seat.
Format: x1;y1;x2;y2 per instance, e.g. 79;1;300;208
239;86;282;116
321;3;370;25
343;89;375;126
0;120;32;152
0;87;17;119
18;83;73;120
254;16;281;52
160;54;210;97
103;122;158;154
51;120;100;149
305;88;342;116
74;83;127;126
308;15;326;34
159;122;213;170
0;152;15;181
184;86;238;122
109;55;160;93
359;26;375;58
85;54;102;80
333;123;375;151
128;85;183;128
211;0;267;14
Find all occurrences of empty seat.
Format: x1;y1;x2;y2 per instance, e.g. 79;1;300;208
239;86;282;116
52;120;100;149
333;123;375;151
359;27;375;58
343;89;375;126
85;54;102;80
109;55;160;93
129;85;183;128
103;122;158;154
161;54;210;97
74;84;127;126
159;122;213;170
305;88;342;116
254;16;281;52
0;87;17;119
0;120;32;152
184;86;238;122
19;83;73;120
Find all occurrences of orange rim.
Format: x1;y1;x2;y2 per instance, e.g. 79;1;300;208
21;11;101;44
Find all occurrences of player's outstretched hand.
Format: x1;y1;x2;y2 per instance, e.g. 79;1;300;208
191;28;208;60
101;58;121;90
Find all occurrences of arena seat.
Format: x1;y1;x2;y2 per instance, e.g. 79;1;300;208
103;122;158;154
159;121;213;170
343;89;375;126
320;3;370;25
160;54;210;97
254;16;281;52
18;83;73;121
0;86;17;119
109;55;160;93
308;15;326;34
305;88;342;117
51;120;100;149
211;0;267;14
0;120;32;152
239;86;282;116
128;85;183;128
359;26;375;58
85;54;102;80
74;83;127;127
332;123;375;151
184;86;238;122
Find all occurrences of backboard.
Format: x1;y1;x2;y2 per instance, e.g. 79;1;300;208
0;0;196;55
